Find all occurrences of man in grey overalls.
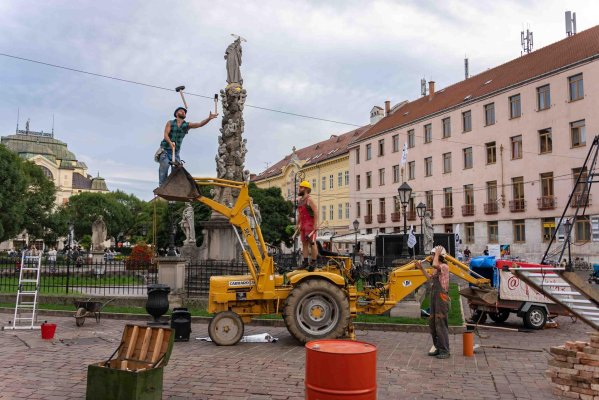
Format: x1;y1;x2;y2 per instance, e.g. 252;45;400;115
417;245;450;359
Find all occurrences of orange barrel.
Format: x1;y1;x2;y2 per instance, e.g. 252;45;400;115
463;331;474;357
305;340;377;400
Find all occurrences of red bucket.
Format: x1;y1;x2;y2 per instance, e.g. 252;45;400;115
41;322;57;339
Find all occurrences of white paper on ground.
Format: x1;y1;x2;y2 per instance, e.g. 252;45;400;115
196;333;278;343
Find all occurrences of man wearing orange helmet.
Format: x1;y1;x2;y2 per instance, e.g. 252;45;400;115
297;180;318;271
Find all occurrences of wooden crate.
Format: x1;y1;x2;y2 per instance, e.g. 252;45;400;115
86;325;174;400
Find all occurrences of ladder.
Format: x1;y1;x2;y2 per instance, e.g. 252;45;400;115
512;266;599;330
4;253;42;330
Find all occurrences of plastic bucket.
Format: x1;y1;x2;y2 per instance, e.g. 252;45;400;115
41;323;57;339
463;331;474;357
305;340;377;400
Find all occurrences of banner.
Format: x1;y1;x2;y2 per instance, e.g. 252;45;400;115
498;270;564;303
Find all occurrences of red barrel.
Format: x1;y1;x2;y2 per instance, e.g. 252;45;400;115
305;340;377;399
41;323;57;339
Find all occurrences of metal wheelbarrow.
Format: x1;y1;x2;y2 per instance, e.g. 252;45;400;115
74;298;114;327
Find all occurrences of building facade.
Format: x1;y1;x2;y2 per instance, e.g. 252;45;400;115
350;25;599;261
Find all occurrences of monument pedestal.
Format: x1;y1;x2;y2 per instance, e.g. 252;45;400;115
180;242;201;262
91;251;104;263
157;257;187;293
198;215;242;262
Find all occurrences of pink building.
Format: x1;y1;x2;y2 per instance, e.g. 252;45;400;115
350;25;599;261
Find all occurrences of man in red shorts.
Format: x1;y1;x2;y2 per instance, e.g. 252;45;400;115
297;180;318;271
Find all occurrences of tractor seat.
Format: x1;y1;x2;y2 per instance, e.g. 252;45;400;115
317;241;338;257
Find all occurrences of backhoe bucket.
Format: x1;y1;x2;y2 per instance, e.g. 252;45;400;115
153;166;200;201
459;287;498;305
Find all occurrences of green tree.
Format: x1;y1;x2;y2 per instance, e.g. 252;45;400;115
0;145;27;241
20;160;56;241
249;183;294;247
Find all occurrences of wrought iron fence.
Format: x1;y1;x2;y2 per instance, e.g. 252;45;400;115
186;260;248;296
0;257;157;296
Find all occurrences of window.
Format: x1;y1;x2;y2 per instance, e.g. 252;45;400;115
338;172;343;187
379;198;386;215
442;117;451;138
393;196;400;212
407;129;415;148
366;171;372;188
442;152;452;173
345;202;350;219
408;161;415;180
322;176;326;191
443;187;453;207
573;167;588;196
463;147;473;169
571;120;586;147
392;135;399;152
576;216;591;242
511;135;522;159
486;142;496;164
424;124;432;143
484;103;495;125
356;175;361;191
338;203;343;219
541;172;554;197
392;165;400;183
322;206;326;221
312;179;316;192
355;148;360;164
330;205;334;220
539;128;552;154
366;144;372;160
356;202;361;218
514;220;526;243
487;181;497;202
462;110;472;132
512;177;524;200
542;217;556;242
366;200;373;217
378;139;385;156
509;94;521;118
329;174;334;189
40;166;54;180
425;190;433;210
569;73;584;101
378;168;385;186
424;157;432;177
488;221;499;243
465;222;474;243
464;184;474;205
344;171;349;186
537;84;550;110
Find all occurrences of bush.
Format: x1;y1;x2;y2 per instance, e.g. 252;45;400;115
125;242;155;272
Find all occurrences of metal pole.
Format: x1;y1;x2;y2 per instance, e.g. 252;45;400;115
293;174;297;262
419;216;424;256
353;231;357;265
402;204;408;257
167;202;176;256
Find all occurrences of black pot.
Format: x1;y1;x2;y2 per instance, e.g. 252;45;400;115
146;284;171;325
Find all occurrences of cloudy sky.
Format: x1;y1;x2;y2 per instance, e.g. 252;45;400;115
1;1;598;200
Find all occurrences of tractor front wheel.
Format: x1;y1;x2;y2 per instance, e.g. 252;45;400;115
208;311;244;346
283;279;350;343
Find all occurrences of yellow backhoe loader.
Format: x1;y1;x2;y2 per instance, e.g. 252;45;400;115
155;167;495;345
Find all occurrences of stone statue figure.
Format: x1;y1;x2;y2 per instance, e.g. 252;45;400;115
253;204;262;226
423;211;434;254
225;38;243;85
179;203;195;244
91;215;107;251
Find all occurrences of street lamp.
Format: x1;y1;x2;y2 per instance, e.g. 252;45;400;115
397;182;412;257
416;202;427;255
352;219;359;264
167;202;177;256
564;218;573;272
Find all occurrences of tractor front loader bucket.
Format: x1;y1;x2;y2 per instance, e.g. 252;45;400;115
459;287;498;305
153;166;200;202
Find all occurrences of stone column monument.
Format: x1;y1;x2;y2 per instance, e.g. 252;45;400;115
198;35;248;262
91;215;107;263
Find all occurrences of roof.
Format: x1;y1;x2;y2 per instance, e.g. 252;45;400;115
1;133;77;162
253;126;369;181
72;172;92;189
355;24;599;143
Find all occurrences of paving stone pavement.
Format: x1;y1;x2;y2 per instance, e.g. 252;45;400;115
0;312;587;400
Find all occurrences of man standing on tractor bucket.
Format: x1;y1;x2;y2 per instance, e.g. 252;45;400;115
297;180;318;271
417;245;451;359
158;107;218;185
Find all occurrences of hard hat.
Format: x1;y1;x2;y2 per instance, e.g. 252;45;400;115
299;180;311;189
174;107;187;117
431;246;447;257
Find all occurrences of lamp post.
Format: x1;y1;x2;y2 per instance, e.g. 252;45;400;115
564;218;573;272
397;182;412;257
353;219;359;265
416;202;426;256
293;171;305;268
167;202;177;256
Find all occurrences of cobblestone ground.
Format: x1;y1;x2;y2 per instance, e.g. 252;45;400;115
0;312;587;400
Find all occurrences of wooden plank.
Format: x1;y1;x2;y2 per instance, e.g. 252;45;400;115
122;325;139;370
150;329;164;364
139;327;153;361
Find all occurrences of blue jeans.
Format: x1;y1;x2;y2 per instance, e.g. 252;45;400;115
158;149;180;186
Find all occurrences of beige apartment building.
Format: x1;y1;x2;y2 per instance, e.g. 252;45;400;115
350;25;599;261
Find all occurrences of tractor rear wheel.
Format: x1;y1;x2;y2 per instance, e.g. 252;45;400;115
283;279;350;343
208;311;244;346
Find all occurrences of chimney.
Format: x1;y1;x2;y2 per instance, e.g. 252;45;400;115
385;100;391;115
428;81;435;100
